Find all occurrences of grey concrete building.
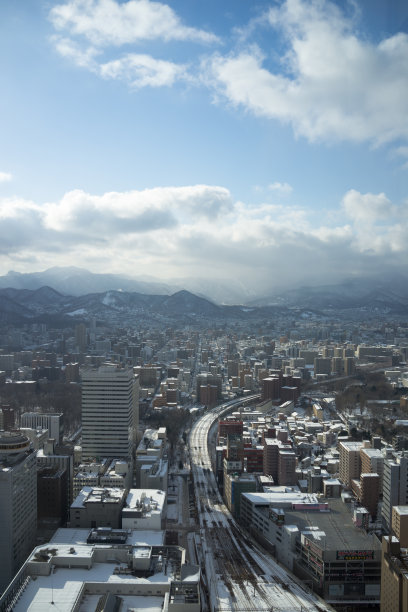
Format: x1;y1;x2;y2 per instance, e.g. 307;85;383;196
0;431;37;591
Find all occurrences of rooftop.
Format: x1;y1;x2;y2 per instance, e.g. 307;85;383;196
361;448;383;458
339;441;363;451
71;487;126;508
1;529;197;612
287;498;381;552
125;489;166;513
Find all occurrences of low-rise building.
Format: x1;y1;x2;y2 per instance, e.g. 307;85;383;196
0;528;200;612
70;486;126;529
122;489;166;530
241;489;381;608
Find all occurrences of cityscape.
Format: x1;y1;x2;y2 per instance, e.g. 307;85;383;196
0;275;407;610
1;0;408;610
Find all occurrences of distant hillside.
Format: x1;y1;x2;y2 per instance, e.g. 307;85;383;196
248;276;408;312
0;268;407;318
0;286;294;327
0;267;258;304
0;267;175;297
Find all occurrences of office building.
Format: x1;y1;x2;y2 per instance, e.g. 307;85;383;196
81;364;139;460
122;489;166;530
241;491;381;608
20;412;64;444
196;372;221;402
0;405;15;430
313;357;331;375
223;473;257;518
75;323;87;352
70;486;126;529
37;440;74;509
0;431;37;591
0;529;200;611
382;451;408;532
37;467;68;526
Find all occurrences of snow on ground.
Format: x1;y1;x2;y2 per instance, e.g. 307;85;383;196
67;308;87;316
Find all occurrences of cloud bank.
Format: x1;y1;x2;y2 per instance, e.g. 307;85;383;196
0;184;406;292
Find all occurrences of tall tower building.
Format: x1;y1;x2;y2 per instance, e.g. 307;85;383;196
81;364;139;460
75;323;87;353
382;451;408;532
339;441;363;487
0;431;37;591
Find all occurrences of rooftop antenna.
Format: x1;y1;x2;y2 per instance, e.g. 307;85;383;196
51;565;55;605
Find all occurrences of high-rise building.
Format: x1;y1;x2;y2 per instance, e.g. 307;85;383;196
196;372;222;402
360;447;384;489
0;431;37;591
339;441;363;487
382;451;408;532
392;506;408;547
0;405;15;430
75;323;87;353
81;364;139;460
381;536;408;612
314;357;331;375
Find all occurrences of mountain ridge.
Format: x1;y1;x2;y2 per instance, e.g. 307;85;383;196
0;268;407;319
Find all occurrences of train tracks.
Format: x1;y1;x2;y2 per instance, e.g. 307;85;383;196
189;398;333;612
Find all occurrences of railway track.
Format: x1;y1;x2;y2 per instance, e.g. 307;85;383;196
189;397;333;612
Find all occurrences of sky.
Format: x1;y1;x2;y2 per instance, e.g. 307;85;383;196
0;0;407;299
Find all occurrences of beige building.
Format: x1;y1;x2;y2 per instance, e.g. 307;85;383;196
392;506;408;547
381;536;408;612
339;441;363;487
360;447;384;490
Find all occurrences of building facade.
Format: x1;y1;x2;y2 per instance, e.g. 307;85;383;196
0;432;37;591
81;364;139;460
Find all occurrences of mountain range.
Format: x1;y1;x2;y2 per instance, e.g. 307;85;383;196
0;267;406;327
0;267;257;305
0;285;286;327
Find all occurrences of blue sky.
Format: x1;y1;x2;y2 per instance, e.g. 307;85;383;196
0;0;407;299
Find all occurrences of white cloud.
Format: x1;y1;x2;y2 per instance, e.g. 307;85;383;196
50;0;217;88
50;0;218;46
99;54;187;87
342;189;394;224
0;185;406;291
0;172;13;183
206;0;408;146
42;185;233;234
268;181;293;194
52;35;99;68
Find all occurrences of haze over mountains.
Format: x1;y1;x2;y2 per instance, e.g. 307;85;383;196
0;267;407;328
